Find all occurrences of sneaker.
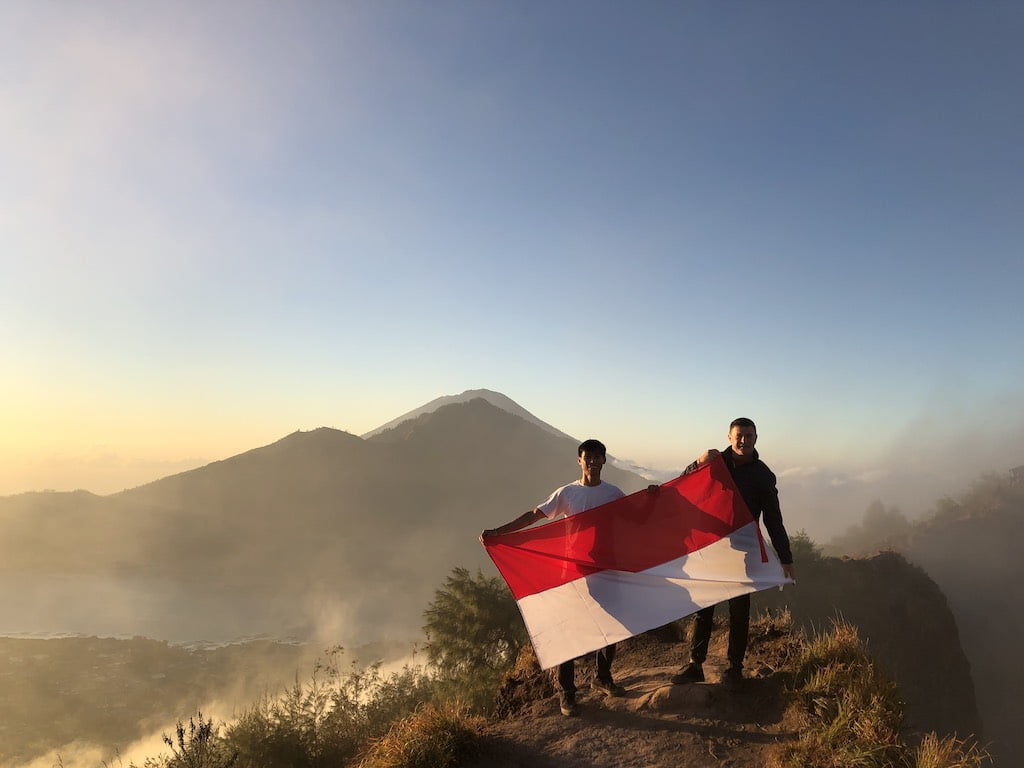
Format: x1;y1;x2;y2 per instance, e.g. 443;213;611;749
722;667;743;692
559;691;579;717
670;662;704;684
593;676;626;697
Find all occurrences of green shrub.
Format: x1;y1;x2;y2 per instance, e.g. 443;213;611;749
133;713;237;768
224;649;434;768
422;568;526;678
422;567;527;714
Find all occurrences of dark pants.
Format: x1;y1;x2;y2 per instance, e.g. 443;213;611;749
689;593;750;671
558;643;616;694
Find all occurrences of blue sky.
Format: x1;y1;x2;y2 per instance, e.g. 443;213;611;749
2;2;1022;536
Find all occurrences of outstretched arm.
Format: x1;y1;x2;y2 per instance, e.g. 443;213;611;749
481;508;545;539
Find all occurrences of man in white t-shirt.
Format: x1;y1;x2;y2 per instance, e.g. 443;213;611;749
482;438;626;716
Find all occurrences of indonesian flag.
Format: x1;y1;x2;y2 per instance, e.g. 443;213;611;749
482;457;791;669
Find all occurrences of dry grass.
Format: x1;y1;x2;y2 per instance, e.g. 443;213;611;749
770;620;989;768
355;701;484;768
753;606;795;636
908;733;990;768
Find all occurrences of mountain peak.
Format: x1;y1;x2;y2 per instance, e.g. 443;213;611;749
361;389;574;442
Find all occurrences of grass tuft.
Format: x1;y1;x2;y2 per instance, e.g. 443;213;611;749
355;701;484;768
909;732;990;768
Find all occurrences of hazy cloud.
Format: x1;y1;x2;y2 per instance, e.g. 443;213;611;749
0;452;210;495
777;465;821;479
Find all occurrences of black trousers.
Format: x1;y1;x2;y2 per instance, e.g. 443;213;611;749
558;643;616;694
689;593;750;670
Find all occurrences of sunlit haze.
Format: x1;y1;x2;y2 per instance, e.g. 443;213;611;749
3;3;1022;530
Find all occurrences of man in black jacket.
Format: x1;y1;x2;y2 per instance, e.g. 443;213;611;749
671;417;796;691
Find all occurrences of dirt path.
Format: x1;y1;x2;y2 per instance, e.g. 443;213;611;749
467;623;800;768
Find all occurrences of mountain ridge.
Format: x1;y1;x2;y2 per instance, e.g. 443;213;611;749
362;388;674;481
0;397;649;645
1;388;668;500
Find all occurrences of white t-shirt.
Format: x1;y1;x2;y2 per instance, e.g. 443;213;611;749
537;480;625;520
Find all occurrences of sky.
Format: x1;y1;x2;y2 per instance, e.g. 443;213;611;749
2;2;1022;535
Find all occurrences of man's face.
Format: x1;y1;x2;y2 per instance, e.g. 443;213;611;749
728;426;757;457
578;450;606;479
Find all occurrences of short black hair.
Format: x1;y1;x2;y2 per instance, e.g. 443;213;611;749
730;417;757;432
577;438;607;457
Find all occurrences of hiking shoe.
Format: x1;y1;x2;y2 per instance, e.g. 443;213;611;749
670;662;704;684
722;667;744;692
559;691;579;717
593;676;626;697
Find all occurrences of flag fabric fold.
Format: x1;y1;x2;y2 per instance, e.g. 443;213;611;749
482;457;790;669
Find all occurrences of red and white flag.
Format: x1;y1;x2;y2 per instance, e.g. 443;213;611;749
482;458;791;669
